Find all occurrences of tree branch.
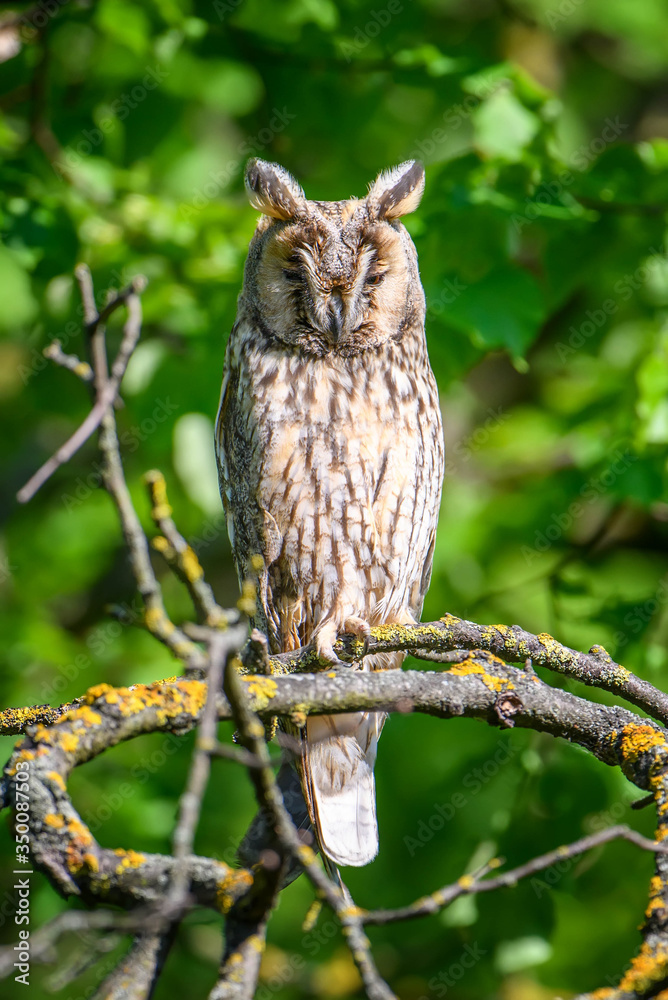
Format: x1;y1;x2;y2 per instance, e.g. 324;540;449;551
274;614;668;728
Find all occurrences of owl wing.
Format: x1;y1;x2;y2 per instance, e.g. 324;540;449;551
406;370;445;623
215;336;282;647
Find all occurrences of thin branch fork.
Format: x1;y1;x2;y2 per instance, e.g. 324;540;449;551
14;265;207;669
16;270;147;504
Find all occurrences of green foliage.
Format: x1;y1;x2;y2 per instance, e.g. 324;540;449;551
1;1;668;997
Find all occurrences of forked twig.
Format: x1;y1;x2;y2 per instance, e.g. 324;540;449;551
16;273;147;504
363;825;668;925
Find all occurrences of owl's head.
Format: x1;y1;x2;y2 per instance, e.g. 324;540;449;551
241;159;426;357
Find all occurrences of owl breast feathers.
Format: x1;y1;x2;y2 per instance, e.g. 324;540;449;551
216;158;444;867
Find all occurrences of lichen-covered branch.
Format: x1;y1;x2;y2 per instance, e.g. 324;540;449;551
273;614;668;727
4;653;668;996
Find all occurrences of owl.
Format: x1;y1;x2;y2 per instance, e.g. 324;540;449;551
216;158;444;867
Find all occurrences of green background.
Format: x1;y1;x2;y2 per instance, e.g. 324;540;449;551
2;0;668;997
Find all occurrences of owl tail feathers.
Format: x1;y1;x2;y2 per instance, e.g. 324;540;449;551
303;712;383;868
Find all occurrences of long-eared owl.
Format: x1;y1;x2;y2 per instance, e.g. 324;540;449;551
216;158;444;867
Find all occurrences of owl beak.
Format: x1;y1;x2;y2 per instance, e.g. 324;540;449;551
327;289;345;343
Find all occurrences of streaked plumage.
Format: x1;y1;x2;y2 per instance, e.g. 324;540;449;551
216;158;444;866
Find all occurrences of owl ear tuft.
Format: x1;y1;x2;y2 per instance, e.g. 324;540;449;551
367;160;425;220
245;158;305;220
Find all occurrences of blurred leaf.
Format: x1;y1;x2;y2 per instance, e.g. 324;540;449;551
473;89;541;161
495;937;553;975
443;266;546;357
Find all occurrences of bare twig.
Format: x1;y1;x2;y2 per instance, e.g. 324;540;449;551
144;469;228;626
16;273;147;504
0;909;130;977
43;340;93;381
91;931;175;1000
363;825;668;925
84;268;208;669
166;626;245;918
208;741;277;768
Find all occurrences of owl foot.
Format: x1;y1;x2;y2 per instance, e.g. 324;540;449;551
314;622;347;668
343;616;371;658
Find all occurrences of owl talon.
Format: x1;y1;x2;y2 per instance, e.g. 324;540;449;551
316;641;347;668
343;616;371;659
314;624;341;667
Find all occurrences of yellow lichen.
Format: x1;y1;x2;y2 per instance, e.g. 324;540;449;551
447;658;514;693
32;725;56;745
297;844;317;868
458;874;475;889
114;849;146;873
144;470;172;517
238;580;257;617
217;869;254;913
79;706;102;726
66;817;95;872
0;704;64;736
620;724;667;762
59;704;103;728
144;606;175;635
60;733;79;753
47;770;66;791
6;749;36;775
439;614;460;627
646;896;665;917
85;683;114;703
618;942;668;992
44;813;65;829
243;675;278;707
302;899;322;932
181;545;204;582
